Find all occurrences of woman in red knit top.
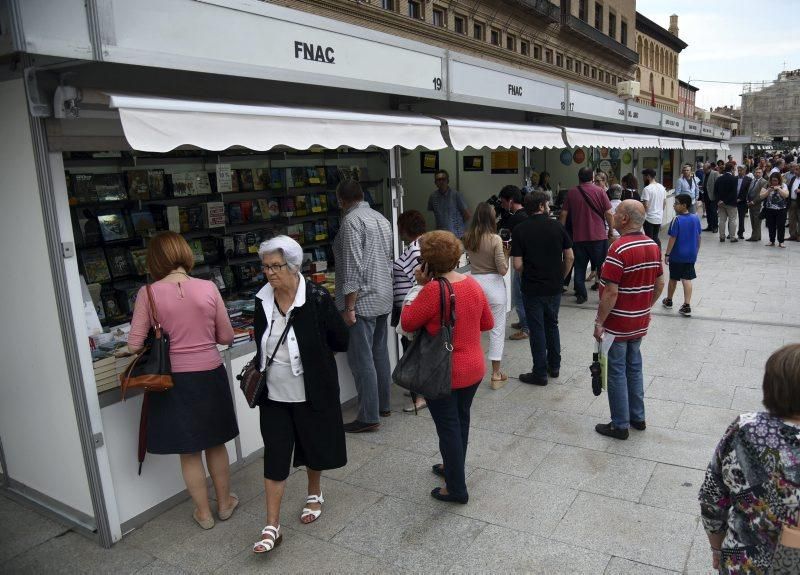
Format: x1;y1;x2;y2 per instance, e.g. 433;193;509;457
401;231;493;503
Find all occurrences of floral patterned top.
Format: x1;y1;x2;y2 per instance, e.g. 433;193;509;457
699;412;800;574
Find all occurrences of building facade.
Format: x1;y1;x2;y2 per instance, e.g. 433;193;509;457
634;13;686;112
678;80;697;118
710;106;741;136
741;69;800;142
268;0;639;94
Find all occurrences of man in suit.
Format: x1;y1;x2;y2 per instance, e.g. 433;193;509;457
735;165;753;239
746;168;768;242
702;163;719;233
715;162;739;243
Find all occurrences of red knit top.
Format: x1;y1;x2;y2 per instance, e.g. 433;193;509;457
401;275;493;389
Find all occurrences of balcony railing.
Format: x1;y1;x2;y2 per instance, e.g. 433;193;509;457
563;14;639;64
512;0;560;23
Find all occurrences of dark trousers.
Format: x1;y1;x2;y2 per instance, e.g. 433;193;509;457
522;293;562;378
572;240;607;298
705;197;718;229
737;203;748;238
643;221;661;251
765;209;787;244
426;383;479;499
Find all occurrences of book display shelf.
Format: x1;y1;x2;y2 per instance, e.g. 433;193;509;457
65;149;388;395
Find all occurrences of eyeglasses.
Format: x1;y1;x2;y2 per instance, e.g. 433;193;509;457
262;263;289;273
434;177;447;182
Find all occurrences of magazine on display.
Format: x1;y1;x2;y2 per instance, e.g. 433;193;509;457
105;247;133;278
126;170;150;200
81;247;112;283
97;210;132;242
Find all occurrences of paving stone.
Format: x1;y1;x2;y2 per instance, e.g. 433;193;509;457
674;404;740;437
349;409;440;457
451;468;577;537
639;463;706;516
0;495;70;563
505;379;597;415
465;396;538;434
325;435;387;481
530;444;656;502
585;395;684;430
1;531;156;575
646;377;735;409
551;492;697;572
603;557;679;574
227;458;268;506
730;386;763;412
641;359;704;381
447;524;611;574
133;559;193;574
605;426;718;470
696;363;766;389
331;496;486;572
514;410;619;452
685;521;717;575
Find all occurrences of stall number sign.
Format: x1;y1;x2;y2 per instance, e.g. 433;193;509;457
701;125;714;136
626;105;661;127
685;122;700;134
569;90;625;120
662;116;684;131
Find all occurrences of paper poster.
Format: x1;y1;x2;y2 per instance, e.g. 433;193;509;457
600;333;616;391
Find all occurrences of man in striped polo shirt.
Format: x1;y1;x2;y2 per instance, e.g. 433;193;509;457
593;200;665;440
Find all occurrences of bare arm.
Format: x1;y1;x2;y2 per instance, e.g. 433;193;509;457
558;208;568;226
513;256;523;273
664;236;677;261
593;282;618;341
651;274;665;306
461;207;472;222
605;210;614;239
562;248;574;279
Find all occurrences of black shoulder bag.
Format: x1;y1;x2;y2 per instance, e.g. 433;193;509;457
237;310;295;408
391;278;454;401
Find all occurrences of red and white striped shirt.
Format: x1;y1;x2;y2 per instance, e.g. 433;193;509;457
599;232;663;341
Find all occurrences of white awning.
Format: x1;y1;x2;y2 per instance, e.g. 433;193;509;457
623;134;661;149
684;139;716;150
443;118;565;151
720;141;730;151
563;128;627;149
107;94;448;152
659;137;684;149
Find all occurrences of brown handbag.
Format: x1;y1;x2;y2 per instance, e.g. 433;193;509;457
119;284;174;398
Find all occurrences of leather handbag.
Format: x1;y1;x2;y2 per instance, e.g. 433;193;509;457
770;507;800;573
237;311;295;408
119;285;174;398
391;277;454;401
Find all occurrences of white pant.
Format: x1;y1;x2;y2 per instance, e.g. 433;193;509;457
473;273;507;362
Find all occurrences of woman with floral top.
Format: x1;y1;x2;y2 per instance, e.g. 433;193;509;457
699;343;800;574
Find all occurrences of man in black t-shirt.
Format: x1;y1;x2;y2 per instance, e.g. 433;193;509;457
499;185;529;340
511;190;574;387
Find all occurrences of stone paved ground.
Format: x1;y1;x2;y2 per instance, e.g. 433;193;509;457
2;219;800;574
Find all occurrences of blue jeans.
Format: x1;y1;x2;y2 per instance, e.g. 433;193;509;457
573;240;607;299
512;268;527;332
426;383;479;499
346;314;391;424
522;293;561;378
606;338;645;430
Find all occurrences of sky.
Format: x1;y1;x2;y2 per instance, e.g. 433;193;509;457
636;0;799;111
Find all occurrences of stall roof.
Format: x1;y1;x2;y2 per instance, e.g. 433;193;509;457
563;128;627;149
107;94;448;152
684;139;716;151
442;118;565;151
659;137;684;150
623;134;661;149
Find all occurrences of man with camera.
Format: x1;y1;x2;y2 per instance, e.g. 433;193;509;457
593;200;664;440
498;185;529;341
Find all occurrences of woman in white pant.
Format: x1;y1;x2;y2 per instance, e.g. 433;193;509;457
463;202;509;389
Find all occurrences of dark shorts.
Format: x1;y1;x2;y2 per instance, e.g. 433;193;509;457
669;261;697;281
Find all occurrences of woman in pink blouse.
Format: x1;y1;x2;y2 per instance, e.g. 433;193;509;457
128;232;238;530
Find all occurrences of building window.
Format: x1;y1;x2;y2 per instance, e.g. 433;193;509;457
521;40;529;56
490;28;501;46
612;76;617;87
408;0;421;19
566;57;573;71
556;52;564;67
608;12;616;39
635;68;640;81
591;67;597;79
594;2;603;30
578;0;587;21
454;14;466;34
621;21;628;45
671;81;674;98
605;71;611;83
533;44;542;59
661;77;665;94
506;34;516;51
381;0;395;11
473;21;484;41
545;49;553;64
432;6;446;27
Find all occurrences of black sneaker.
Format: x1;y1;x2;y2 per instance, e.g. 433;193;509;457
519;372;548;386
662;297;673;309
594;422;629;440
630;420;647;430
679;304;692;317
343;420;380;433
576;295;588;304
547;368;560;378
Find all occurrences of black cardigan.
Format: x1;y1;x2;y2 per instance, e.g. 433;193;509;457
253;280;349;411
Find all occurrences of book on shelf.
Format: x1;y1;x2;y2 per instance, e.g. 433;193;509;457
148;169;167;199
82;247;112;283
256;199;271;221
326;191;338;211
240;200;253;223
105;247;134;278
328;215;341;238
171;171;212;197
303;222;315;245
210;266;226;290
287;167;307;188
189;239;205;264
187;205;203;231
198;237;221;264
76;209;103;246
233;232;249;256
86;282;105;322
179;207;191;233
254;168;270;191
130;209;156;237
222;235;235;257
166;205;181;233
93;173;128;202
323;166;340;189
221;265;235;290
269;168;284;190
350;165;368;182
319;192;329;212
315;219;329;241
245;232;259;254
114;282;143;315
251;200;264;222
126;170;150;200
129;248;148;276
71;173;96;204
227;202;244;225
202;202;226;229
306;167;321;185
97;210;132;242
231;263;262;288
337;166;353;182
268;199;280;219
295;195;308;217
287;223;303;245
314;166;327;185
280;197;296;217
237;169;255;192
101;290;124;322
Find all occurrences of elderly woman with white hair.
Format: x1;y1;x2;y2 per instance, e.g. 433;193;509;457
251;235;349;554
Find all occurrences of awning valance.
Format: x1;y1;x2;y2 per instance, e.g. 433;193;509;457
659;137;684;150
623;134;661;149
108;94;448;152
443;118;565;151
683;139;716;151
563;128;627;149
720;142;731;151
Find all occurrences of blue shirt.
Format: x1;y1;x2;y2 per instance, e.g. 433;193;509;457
667;213;702;263
428;187;468;237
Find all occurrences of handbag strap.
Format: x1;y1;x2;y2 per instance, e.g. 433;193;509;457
577;185;607;224
264;311;295;371
436;277;456;328
145;284;162;338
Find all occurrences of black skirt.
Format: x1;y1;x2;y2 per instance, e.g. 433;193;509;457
147;364;239;454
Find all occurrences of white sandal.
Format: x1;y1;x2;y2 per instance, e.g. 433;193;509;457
300;493;324;524
253;525;282;554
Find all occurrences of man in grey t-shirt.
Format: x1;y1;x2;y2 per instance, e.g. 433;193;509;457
427;170;471;238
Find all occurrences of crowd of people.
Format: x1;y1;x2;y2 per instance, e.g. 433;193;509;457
126;156;799;570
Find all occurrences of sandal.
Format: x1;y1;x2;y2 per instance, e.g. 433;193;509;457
300;493;324;524
253;525;282;554
402;401;428;413
490;372;508;390
218;493;239;521
193;509;215;530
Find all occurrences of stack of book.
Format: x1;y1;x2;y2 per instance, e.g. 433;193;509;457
92;354;134;393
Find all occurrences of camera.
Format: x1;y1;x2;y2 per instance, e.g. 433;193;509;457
590;352;602;396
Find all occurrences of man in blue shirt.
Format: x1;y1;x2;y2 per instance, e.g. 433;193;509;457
427;170;471;238
662;194;702;317
674;164;700;214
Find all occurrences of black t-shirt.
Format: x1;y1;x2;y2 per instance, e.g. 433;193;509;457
498;206;527;234
511;214;573;296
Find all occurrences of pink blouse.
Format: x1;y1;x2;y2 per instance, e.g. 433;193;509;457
128;279;234;373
